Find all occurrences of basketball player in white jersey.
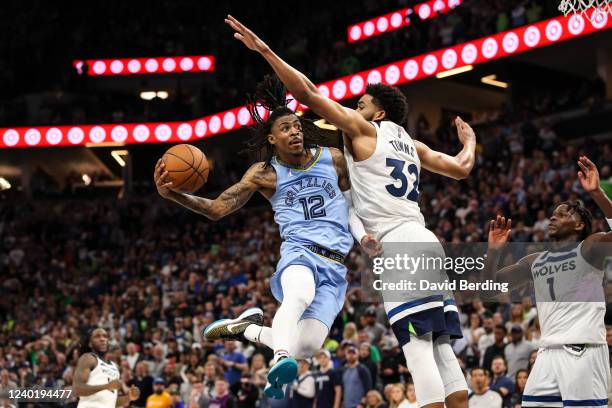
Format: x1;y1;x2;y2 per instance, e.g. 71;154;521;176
74;328;140;408
485;156;612;408
226;15;476;408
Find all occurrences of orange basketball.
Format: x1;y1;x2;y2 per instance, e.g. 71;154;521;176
161;144;209;193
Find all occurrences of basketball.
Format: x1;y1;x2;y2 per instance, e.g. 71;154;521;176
161;144;209;193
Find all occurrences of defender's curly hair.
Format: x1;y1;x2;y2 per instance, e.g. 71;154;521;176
244;75;323;167
365;83;409;126
559;201;592;240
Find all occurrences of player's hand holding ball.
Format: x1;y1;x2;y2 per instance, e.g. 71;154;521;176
154;144;209;197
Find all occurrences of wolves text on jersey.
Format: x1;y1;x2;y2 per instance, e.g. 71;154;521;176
283;176;337;206
532;259;576;278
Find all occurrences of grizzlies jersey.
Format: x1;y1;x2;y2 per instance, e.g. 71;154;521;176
270;146;353;256
77;354;119;408
345;120;425;240
530;242;606;346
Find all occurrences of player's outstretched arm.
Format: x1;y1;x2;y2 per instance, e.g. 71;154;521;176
330;148;383;257
483;215;535;289
578;156;612;267
154;160;271;221
224;15;375;140
415;117;476;180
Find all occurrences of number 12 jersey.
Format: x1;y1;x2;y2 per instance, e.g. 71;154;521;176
345;120;425;240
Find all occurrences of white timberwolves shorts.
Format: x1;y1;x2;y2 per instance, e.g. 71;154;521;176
522;345;610;407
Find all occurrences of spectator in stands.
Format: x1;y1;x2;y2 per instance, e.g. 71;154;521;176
220;341;247;386
468;367;502;408
489;356;515;407
230;372;259;408
505;325;536;378
388;383;411;408
361;307;386;345
404;383;417;408
364;389;387;408
146;377;173;408
509;369;529;408
340;342;372;408
379;337;403;386
130;362;154;408
359;342;378;386
288;359;316;407
482;324;507;371
205;379;236;408
477;313;495;364
314;349;342;408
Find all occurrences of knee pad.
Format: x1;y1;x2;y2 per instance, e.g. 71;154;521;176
433;336;468;396
281;265;315;308
293;318;328;359
402;335;446;406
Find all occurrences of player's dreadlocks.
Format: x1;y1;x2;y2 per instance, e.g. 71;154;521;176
245;74;323;167
560;200;593;240
365;83;409;127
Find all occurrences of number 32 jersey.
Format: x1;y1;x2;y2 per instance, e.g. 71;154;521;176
345;120;425;240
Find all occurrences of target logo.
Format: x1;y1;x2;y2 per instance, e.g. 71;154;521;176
545;20;562;41
177;124;193;141
287;97;298;111
350;75;365;94
422;55;438;75
195;120;207;137
367;70;382;84
350;26;362;41
110;60;124;74
377;17;389;32
442;49;458;69
403;60;419;80
133;125;150;142
418;4;431;19
162;58;176;72
25;129;42;146
197;57;212;71
390;12;403;28
223;112;236;130
434;0;446;12
461;44;478;64
364;22;375;36
523;26;541;47
68;127;84;144
155;124;172;141
3;129;19;146
145;59;159;73
238;108;251;126
385;66;400;84
590;9;608;29
333;80;347;99
502;32;520;53
209;116;221;134
180;58;194;71
481;38;498;59
111;126;128;143
568;14;585;35
45;128;63;145
92;61;106;75
127;60;141;73
317;85;329;98
89;126;106;143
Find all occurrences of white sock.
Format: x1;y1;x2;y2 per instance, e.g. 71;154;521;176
271;265;315;356
244;325;274;350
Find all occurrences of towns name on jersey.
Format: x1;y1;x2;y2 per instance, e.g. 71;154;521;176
388;140;416;157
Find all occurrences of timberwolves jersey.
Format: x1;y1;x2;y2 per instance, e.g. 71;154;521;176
530;242;606;346
270;146;353;256
345;120;425;240
77;354;120;408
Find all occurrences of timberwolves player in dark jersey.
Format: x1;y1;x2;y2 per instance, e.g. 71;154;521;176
154;76;370;399
486;156;612;408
